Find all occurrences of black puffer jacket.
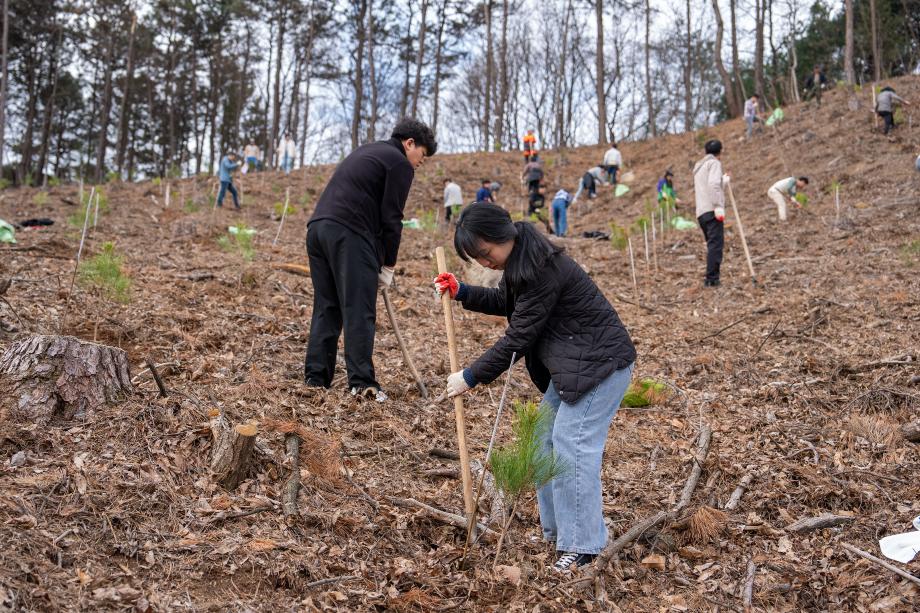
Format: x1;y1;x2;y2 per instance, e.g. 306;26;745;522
459;252;636;404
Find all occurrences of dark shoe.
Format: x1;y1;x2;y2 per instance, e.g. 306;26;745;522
704;278;721;287
551;552;596;573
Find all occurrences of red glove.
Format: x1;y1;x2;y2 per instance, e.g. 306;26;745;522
714;207;725;222
434;272;459;299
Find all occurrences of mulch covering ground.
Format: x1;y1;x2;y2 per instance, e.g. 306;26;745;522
0;78;918;611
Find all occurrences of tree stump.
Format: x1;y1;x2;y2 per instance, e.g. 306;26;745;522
0;335;133;426
209;409;258;490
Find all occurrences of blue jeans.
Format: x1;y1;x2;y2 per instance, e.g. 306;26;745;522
536;363;635;554
282;154;293;173
552;201;568;237
246;156;260;171
217;181;239;208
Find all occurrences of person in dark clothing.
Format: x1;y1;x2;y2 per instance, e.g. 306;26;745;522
433;203;636;573
876;86;912;136
803;66;828;106
521;155;546;215
476;179;495;203
693;139;727;287
305;118;436;401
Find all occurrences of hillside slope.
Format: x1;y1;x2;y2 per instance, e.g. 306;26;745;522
0;77;918;611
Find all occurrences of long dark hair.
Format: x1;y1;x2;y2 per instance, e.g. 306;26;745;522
454;203;562;291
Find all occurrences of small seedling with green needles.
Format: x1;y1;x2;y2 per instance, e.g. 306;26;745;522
78;242;131;303
489;400;568;569
218;222;256;261
621;378;671;408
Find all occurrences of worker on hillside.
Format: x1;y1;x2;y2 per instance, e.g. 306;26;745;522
656;170;683;209
476;178;495;204
243;141;261;173
305;118;436;402
216;152;242;210
551;189;573;237
522;129;538;160
803;67;827;106
602;142;622;185
574;166;609;201
767;176;809;221
433;203;636;573
276;132;296;173
443;177;463;226
876;86;912;136
744;94;761;138
693;140;727;288
522;154;545;212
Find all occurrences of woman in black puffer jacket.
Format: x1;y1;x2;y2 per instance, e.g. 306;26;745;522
434;203;636;573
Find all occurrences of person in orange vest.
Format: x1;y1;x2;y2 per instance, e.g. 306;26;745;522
522;129;537;160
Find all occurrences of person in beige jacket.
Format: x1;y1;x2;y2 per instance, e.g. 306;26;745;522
693;139;728;287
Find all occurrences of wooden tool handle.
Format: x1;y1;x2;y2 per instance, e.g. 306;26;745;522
726;184;757;281
435;247;476;525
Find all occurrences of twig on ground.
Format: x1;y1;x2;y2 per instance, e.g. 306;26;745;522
387;496;498;541
724;474;753;511
304;575;360;590
840;542;920;587
742;559;756;612
145;358;169;398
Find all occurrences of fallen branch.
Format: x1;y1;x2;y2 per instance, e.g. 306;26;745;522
304;575;360;590
571;425;713;587
724;474;753;511
697;315;751;342
742;559;756;612
615;293;655;313
206;505;275;524
840;542;920;587
271;262;311;277
283;433;301;525
843;354;915;375
145;358;169;398
387;496;498;541
430;447;460;460
786;513;855;533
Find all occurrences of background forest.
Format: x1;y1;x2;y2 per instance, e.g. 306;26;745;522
1;0;918;184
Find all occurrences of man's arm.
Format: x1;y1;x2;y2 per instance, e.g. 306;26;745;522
709;162;724;207
380;162;415;267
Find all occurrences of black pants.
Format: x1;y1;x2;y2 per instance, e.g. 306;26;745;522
582;173;596;197
305;219;379;390
698;211;724;283
878;111;894;134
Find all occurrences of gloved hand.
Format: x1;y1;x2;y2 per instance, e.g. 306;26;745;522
722;173;731;185
446;370;471;398
791;197;801;208
378;266;395;289
434;272;459;299
714;207;725;222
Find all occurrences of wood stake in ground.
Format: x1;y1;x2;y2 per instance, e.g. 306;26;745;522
627;236;638;297
209;410;257;490
272;187;290;247
283;432;301;525
381;288;428;398
434;246;476;537
726;183;757;283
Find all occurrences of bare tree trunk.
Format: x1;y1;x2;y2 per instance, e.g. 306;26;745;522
431;0;449;138
729;0;747;104
711;0;738;117
595;0;607;144
789;33;800;102
844;0;855;84
262;20;273;162
299;2;317;164
94;40;115;182
37;27;63;184
493;0;508;149
683;0;693;130
410;0;429;117
115;14;137;177
553;0;573;147
753;0;765;97
868;0;880;81
0;0;9;173
350;0;367;149
483;0;493;150
271;1;288;166
366;0;378;141
399;2;415;118
644;0;656;137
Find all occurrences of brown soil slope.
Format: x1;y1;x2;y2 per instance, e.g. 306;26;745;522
0;77;918;611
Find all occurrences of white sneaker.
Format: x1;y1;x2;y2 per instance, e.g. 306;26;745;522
350;387;387;403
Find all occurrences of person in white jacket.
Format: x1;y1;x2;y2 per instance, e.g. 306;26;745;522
602;143;622;185
693;139;728;287
442;178;463;225
277;133;296;173
768;176;809;221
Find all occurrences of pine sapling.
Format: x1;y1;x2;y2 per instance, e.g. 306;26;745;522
489;401;568;569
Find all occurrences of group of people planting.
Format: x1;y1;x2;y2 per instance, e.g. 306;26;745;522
302;119;636;573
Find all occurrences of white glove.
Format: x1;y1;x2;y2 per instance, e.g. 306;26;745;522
378;266;395;289
722;174;731;185
446;370;470;398
714;207;725;222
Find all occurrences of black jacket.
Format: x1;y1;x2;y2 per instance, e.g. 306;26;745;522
309;137;414;267
460;252;636;404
